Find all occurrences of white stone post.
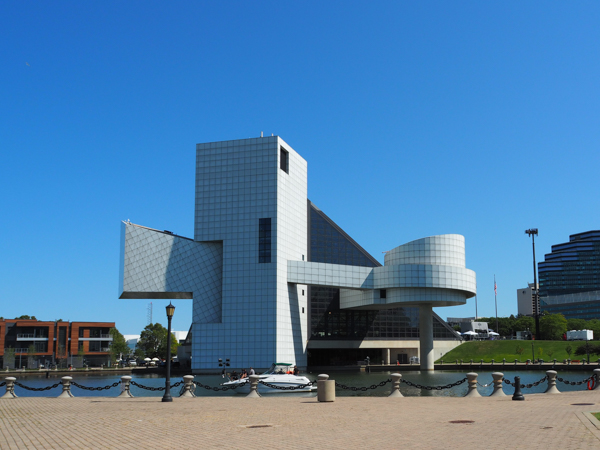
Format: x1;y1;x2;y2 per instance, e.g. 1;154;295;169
246;375;261;398
544;370;560;394
593;369;600;390
490;372;505;397
118;376;133;398
1;377;17;399
180;375;196;398
465;372;480;397
419;304;434;371
317;374;335;402
389;373;403;397
57;376;74;398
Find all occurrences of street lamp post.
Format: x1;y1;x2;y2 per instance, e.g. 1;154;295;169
525;229;540;339
162;302;176;403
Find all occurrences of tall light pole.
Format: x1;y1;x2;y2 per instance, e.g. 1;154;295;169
525;229;540;339
162;302;175;403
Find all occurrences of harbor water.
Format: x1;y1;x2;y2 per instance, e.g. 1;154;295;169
5;369;597;398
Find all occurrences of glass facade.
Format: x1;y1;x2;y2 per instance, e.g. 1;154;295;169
308;202;457;343
541;300;600;320
539;230;600;297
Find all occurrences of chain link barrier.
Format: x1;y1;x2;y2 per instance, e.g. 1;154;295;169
401;377;467;391
477;381;492;387
71;381;121;391
504;376;547;389
334;379;391;392
557;373;596;386
129;380;183;392
14;381;61;392
0;382;5;388
194;380;249;392
258;380;317;391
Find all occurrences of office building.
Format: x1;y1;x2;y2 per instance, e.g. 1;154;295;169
517;283;538;317
120;136;476;371
538;231;600;319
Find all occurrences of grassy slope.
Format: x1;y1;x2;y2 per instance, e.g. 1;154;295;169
438;340;592;363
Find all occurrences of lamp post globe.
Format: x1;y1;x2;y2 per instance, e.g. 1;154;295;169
162;302;175;402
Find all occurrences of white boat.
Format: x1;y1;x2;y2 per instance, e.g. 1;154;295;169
222;363;316;394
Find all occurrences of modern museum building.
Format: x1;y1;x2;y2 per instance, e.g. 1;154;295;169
119;136;476;372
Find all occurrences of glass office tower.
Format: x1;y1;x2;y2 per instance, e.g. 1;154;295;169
538;231;600;320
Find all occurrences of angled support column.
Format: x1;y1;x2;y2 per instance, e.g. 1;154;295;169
419;304;434;371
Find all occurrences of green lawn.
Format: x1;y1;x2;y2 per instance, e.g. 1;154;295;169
438;340;597;363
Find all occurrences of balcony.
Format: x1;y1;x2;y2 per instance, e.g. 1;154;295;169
79;334;113;341
16;334;49;341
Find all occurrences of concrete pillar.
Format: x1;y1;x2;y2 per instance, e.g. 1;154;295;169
490;372;506;397
180;375;196;398
317;374;335;402
419;304;434;371
465;372;481;397
544;370;560;394
1;377;17;399
118;376;134;398
383;349;390;365
389;373;403;397
246;375;261;398
57;376;74;398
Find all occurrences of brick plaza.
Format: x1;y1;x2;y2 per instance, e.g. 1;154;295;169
1;390;600;449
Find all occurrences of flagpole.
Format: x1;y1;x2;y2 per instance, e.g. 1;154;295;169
475;281;478;320
494;275;498;335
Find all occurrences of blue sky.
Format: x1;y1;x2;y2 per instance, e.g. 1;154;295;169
2;1;599;335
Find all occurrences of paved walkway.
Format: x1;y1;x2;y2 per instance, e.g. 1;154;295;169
1;391;600;449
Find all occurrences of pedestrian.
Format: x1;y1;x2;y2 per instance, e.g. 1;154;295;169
249;367;255;376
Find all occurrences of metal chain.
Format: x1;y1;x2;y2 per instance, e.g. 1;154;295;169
334;379;391;392
0;382;5;387
130;380;183;391
401;378;467;391
557;374;596;386
195;380;249;392
71;381;121;391
14;381;61;391
503;375;547;388
477;381;492;387
258;380;317;391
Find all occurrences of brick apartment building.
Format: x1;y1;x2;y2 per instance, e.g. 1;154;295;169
0;319;115;369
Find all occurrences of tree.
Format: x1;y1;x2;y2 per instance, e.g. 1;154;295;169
586;320;600;340
15;315;37;320
4;347;15;369
540;314;568;340
56;345;67;369
514;316;535;335
136;323;179;360
134;348;145;360
515;345;524;359
109;328;130;363
566;318;587;331
575;343;600;358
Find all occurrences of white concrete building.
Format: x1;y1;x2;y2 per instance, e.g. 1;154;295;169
119;136;476;371
517;283;537;316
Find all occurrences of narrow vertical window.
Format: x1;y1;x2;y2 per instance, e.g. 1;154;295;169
259;218;271;263
280;147;289;173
